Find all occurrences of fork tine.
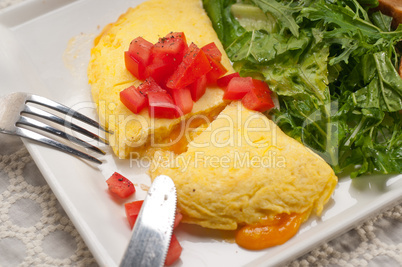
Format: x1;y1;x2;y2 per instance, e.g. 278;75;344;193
17;116;106;156
26;94;111;134
22;105;109;145
14;127;102;164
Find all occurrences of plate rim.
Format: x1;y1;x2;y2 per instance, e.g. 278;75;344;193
2;1;402;267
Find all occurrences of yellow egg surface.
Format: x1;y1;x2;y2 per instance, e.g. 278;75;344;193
150;102;338;230
88;0;234;159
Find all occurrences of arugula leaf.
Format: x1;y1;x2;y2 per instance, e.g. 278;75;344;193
353;52;402;112
301;0;402;65
371;11;393;32
225;29;311;64
249;0;302;37
203;0;402;177
230;3;278;32
257;36;330;102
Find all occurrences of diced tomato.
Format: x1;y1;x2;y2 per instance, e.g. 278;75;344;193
106;172;135;199
125;200;144;229
242;79;275;112
125;37;153;80
165;234;182;266
146;59;172;86
125;52;145;80
223;76;254;100
152;32;188;68
120;86;148;114
252;79;273;94
125;202;182;266
188;75;207;101
167;43;212;90
173;212;183;229
128;37;153;64
138;77;166;95
171;88;193;115
205;57;227;84
217;72;240;88
201;42;222;62
148;92;179;119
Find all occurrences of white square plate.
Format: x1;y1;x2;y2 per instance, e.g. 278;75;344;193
1;0;401;266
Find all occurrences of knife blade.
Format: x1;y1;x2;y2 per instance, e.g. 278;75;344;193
120;175;177;267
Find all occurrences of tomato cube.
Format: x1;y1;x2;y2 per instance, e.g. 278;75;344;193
120;86;147;114
205;57;227;85
165;234;182;266
128;37;153;64
146;59;172;86
152;32;187;68
223;76;254;100
138;77;166;95
173;212;183;229
167;43;212;90
171;88;193;115
125;37;153;80
201;42;222;62
148;92;179;119
125;200;144;229
106;172;135;199
242;79;275;112
188;75;207;101
217;72;240;88
125;52;145;80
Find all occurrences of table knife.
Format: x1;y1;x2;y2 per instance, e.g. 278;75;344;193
120;175;177;267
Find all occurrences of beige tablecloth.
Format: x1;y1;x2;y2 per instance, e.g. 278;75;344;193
0;1;401;266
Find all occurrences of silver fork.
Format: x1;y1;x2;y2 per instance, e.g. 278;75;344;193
0;92;109;164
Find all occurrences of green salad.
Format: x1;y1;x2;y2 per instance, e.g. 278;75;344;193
203;0;402;177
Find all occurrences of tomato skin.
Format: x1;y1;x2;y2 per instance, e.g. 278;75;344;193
165;234;182;266
124;200;144;228
125;37;153;80
120;86;148;114
148;92;179;119
188;75;207;101
205;57;227;84
125;204;182;230
242;79;274;112
146;59;172;86
128;37;153;64
217;72;240;88
201;42;222;61
152;32;187;68
167;43;212;89
145;32;188;86
106;172;135;199
138;77;167;95
171;88;193;115
173;212;183;229
125;52;147;80
223;76;254;100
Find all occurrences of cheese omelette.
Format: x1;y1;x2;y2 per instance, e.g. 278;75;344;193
150;102;338;230
88;0;234;159
88;0;338;245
